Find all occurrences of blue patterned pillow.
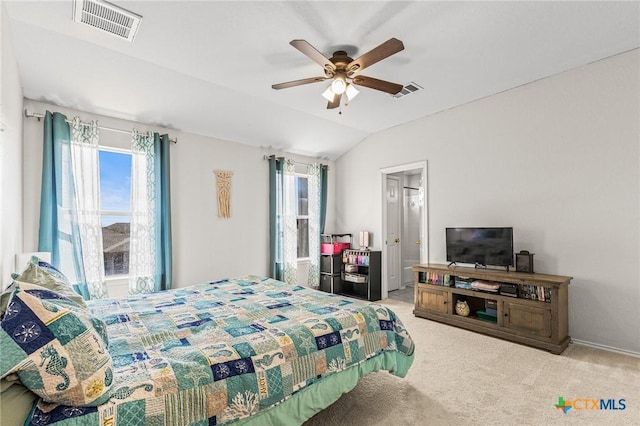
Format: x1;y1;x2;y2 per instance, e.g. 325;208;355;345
0;282;113;406
1;257;88;318
32;259;63;275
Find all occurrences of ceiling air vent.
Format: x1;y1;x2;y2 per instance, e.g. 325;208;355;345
393;82;423;99
73;0;142;42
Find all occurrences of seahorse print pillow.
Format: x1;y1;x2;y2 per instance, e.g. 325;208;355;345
0;281;113;406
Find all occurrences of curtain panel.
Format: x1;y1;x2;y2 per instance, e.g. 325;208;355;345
38;111;108;299
305;163;327;288
307;163;322;287
156;134;173;292
320;165;328;234
268;156;297;285
129;131;172;294
269;156;283;280
69;117;107;299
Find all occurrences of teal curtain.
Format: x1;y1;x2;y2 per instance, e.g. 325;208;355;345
319;165;328;234
38;111;90;299
129;131;172;294
269;155;284;280
155;133;173;291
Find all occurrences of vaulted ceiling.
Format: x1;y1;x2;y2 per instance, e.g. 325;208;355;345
5;1;639;160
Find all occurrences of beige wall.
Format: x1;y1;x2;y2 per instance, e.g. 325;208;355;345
12;31;640;353
22;100;337;290
0;4;24;286
335;49;640;354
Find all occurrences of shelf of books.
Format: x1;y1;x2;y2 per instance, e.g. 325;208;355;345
418;271;552;302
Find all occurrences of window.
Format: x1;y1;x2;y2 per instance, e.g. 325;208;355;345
98;149;132;276
296;175;309;259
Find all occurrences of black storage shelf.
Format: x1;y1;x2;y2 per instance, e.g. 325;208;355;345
320;254;343;275
320;253;342;294
338;250;381;302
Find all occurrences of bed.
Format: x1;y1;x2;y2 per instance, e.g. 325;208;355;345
1;270;415;426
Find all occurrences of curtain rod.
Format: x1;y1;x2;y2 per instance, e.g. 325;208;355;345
262;154;329;170
24;109;177;144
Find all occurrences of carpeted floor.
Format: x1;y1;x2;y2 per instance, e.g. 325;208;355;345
305;298;640;425
388;284;414;304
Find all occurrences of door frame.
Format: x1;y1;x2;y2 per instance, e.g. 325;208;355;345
380;161;428;299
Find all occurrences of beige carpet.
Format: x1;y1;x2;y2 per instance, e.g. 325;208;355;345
305;299;640;425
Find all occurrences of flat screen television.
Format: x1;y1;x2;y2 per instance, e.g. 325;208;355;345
446;227;514;268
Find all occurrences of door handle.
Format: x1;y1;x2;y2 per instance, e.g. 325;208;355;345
395;238;400;243
415;240;421;245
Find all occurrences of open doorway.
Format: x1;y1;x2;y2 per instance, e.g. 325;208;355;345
380;161;428;301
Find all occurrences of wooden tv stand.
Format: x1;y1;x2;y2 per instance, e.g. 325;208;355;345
413;264;572;354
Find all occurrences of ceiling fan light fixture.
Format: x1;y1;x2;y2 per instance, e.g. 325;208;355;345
345;84;359;101
331;75;347;95
322;87;336;102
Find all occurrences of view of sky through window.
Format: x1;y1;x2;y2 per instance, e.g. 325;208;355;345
99;150;131;224
99;150;132;276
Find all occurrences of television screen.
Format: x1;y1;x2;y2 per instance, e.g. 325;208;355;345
446;227;514;267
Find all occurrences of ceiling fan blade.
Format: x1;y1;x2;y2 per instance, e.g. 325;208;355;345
272;76;328;90
351;75;404;95
347;38;404;76
290;40;336;74
327;93;342;109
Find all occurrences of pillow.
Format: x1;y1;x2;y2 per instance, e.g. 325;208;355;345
1;257;87;317
0;378;37;425
0;282;18;318
0;282;113;406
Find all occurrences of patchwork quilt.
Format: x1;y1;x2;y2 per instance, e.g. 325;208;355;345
25;276;415;425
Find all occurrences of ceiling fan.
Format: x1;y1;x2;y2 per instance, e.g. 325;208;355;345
272;38;405;109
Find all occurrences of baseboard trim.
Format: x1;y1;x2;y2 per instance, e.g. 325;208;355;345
571;338;640;358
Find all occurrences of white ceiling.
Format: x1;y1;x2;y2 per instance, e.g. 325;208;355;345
5;1;639;160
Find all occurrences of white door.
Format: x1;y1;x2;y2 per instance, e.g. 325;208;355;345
386;176;401;291
402;188;422;285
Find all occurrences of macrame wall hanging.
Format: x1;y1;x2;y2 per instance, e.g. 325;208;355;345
214;170;233;218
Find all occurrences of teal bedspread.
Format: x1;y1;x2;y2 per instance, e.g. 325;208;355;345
26;276;415;425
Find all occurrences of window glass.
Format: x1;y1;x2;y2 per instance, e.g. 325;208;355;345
296;176;308;216
297;219;309;258
296;176;309;258
99;151;131;211
99;150;132;276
